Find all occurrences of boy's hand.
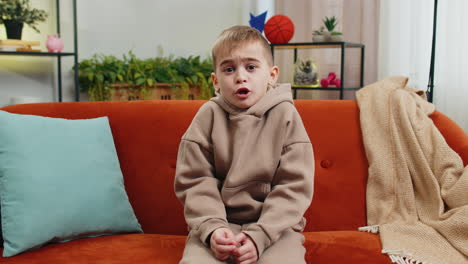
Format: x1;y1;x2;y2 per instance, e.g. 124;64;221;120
210;227;237;261
233;232;258;264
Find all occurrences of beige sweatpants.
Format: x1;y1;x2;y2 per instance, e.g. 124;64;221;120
179;223;306;264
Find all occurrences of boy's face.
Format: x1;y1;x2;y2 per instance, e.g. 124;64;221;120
212;41;279;109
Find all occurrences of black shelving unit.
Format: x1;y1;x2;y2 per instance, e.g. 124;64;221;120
270;42;365;100
0;0;79;102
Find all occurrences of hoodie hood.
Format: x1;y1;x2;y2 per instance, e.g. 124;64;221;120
210;83;293;118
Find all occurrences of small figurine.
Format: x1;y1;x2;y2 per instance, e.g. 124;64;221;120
46;35;64;53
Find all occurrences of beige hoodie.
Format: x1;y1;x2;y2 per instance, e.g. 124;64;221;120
174;83;314;255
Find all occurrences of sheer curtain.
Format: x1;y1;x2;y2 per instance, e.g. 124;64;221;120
379;0;468;132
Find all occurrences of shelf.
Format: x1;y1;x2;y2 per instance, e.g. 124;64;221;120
271;42;364;49
0;0;79;103
271;41;365;100
292;87;361;91
0;51;76;56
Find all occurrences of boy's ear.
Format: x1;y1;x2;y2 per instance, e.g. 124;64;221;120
269;66;279;84
211;72;220;93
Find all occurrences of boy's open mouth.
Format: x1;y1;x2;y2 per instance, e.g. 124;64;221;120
236;88;251;95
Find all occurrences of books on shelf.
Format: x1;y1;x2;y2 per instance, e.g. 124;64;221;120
0;39;41;52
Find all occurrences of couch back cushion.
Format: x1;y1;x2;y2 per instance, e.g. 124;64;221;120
296;100;369;232
2;100;465;235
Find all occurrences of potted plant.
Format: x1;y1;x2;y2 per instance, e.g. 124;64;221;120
78;51;214;101
322;16;343;42
0;0;48;39
312;26;325;42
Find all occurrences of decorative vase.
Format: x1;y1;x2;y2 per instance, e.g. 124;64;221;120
46;35;64;53
293;58;319;87
4;20;24;40
322;31;331;42
330;34;344;42
312;35;325;42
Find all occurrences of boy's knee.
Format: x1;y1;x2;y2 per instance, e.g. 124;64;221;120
257;230;306;264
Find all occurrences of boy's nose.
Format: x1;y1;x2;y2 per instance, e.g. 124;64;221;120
235;69;247;84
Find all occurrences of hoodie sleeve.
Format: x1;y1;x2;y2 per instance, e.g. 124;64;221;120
174;105;229;246
242;109;314;256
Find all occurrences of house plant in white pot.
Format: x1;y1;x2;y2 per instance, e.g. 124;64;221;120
312;26;326;42
322;16;343;42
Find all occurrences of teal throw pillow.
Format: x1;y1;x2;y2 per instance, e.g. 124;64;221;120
0;111;142;257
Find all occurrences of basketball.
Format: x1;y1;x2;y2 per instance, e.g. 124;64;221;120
264;15;295;44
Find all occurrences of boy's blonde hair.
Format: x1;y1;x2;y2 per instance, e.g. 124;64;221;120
211;25;273;71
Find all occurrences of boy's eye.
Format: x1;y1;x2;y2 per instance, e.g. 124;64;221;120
247;64;256;71
223;66;234;73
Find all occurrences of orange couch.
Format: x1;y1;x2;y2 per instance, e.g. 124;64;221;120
0;100;466;264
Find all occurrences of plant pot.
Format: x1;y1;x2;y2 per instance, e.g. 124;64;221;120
293;59;319;87
312;35;325;42
330;34;344;42
322;31;331;42
109;83;202;101
4;20;24;40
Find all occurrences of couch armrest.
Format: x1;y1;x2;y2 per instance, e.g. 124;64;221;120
430;111;468;166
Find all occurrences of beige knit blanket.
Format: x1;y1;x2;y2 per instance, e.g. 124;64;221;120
356;77;468;264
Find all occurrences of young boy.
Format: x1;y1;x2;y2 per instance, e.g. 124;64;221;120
174;25;314;264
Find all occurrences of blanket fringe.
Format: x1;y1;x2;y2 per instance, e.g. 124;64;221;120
382;249;430;264
358;227;433;263
358;225;379;233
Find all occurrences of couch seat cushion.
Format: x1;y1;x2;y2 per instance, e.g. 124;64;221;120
0;234;186;264
0;231;391;263
305;231;392;263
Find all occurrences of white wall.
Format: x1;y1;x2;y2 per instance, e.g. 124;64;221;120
0;0;274;106
379;0;468;132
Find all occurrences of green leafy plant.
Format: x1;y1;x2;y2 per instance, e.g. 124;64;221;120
78;51;214;101
331;31;342;36
322;16;338;32
0;0;48;33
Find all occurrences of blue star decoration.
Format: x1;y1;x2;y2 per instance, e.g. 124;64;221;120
249;11;268;33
